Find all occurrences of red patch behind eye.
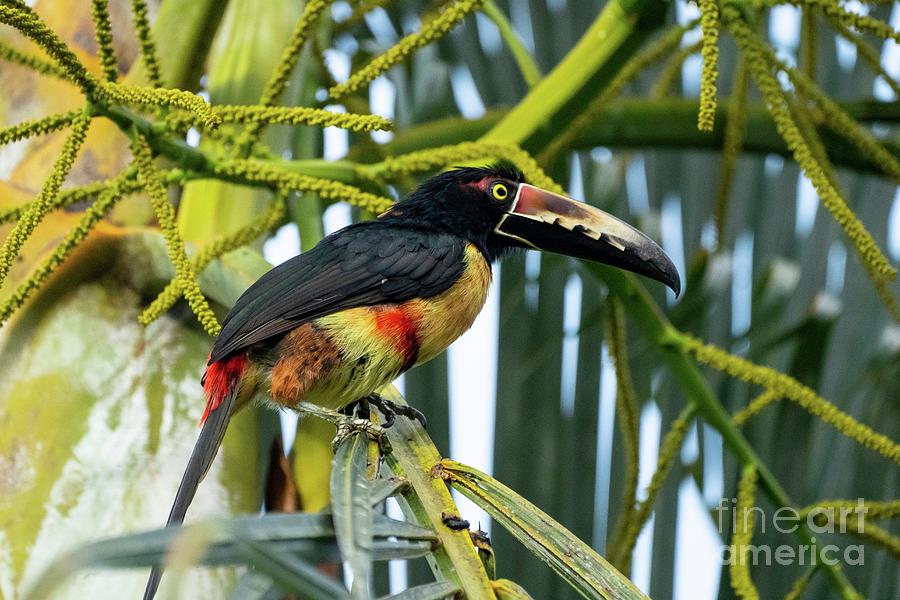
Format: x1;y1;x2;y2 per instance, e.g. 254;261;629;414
463;176;491;193
200;353;247;424
373;306;421;372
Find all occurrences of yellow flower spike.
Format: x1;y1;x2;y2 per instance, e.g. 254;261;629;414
801;499;900;522
681;334;900;465
0;172;146;225
140;196;286;326
729;464;760;600
0;40;68;79
541;21;697;163
697;0;720;133
328;0;486;100
0;182;125;326
131;135;221;336
213;105;393;132
713;58;749;247
848;522;900;559
781;98;898;319
213;160;395;214
90;0;118;82
604;299;641;572
384;142;564;195
257;0;332;108
0;4;98;92
98;83;222;130
725;10;897;296
611;405;695;572
753;0;900;43
0;113;91;288
733;389;779;425
0;110;83;147
236;0;334;150
786;94;840;190
771;53;900;183
129;0;162;87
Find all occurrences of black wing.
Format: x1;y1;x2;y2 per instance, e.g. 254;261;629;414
209;222;469;363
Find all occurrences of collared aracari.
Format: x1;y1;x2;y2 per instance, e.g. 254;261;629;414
143;164;680;598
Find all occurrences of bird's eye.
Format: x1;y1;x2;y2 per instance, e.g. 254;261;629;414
490;182;509;202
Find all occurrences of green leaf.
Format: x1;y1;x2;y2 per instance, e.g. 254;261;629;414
230;529;350;600
439;460;648;600
24;512;435;599
331;432;375;599
370;475;411;506
369;540;434;561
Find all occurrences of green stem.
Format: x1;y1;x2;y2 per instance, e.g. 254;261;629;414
96;103;362;184
583;263;861;600
378;99;900;177
378;387;497;599
482;0;668;150
480;1;542;88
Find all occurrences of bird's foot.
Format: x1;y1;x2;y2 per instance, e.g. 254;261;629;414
342;393;427;430
298;402;391;454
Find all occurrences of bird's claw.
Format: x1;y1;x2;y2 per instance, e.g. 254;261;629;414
332;417;391;454
342;394;428;430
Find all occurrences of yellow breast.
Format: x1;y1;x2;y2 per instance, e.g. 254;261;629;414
410;243;492;364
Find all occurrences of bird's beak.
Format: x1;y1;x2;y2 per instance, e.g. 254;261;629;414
495;184;681;296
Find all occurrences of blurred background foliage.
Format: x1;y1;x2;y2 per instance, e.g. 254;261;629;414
0;0;898;598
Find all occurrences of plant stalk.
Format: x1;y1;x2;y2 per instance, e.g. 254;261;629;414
583;263;861;600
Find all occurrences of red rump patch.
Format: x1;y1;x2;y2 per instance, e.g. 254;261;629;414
373;307;420;372
200;353;248;424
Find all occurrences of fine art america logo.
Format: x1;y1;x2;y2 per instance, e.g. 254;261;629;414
714;497;867;566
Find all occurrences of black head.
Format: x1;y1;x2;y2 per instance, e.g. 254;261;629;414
380;163;681;296
379;163;526;260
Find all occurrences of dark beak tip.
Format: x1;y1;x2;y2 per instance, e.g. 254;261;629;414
670;276;682;298
652;256;681;298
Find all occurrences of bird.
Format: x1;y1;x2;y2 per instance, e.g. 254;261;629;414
143;163;680;598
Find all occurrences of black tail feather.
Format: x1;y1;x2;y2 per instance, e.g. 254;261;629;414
142;385;239;600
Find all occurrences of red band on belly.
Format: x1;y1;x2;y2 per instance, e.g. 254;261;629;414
373;306;420;372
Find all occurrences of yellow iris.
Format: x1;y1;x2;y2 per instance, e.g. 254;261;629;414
491;182;508;201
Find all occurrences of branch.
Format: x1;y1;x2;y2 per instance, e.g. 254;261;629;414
482;0;669;151
480;1;541;87
379;99;900;177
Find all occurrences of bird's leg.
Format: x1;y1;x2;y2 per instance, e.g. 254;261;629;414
341;393;397;427
340;395;371;419
298;401;391;454
366;393;428;430
338;396;376;420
